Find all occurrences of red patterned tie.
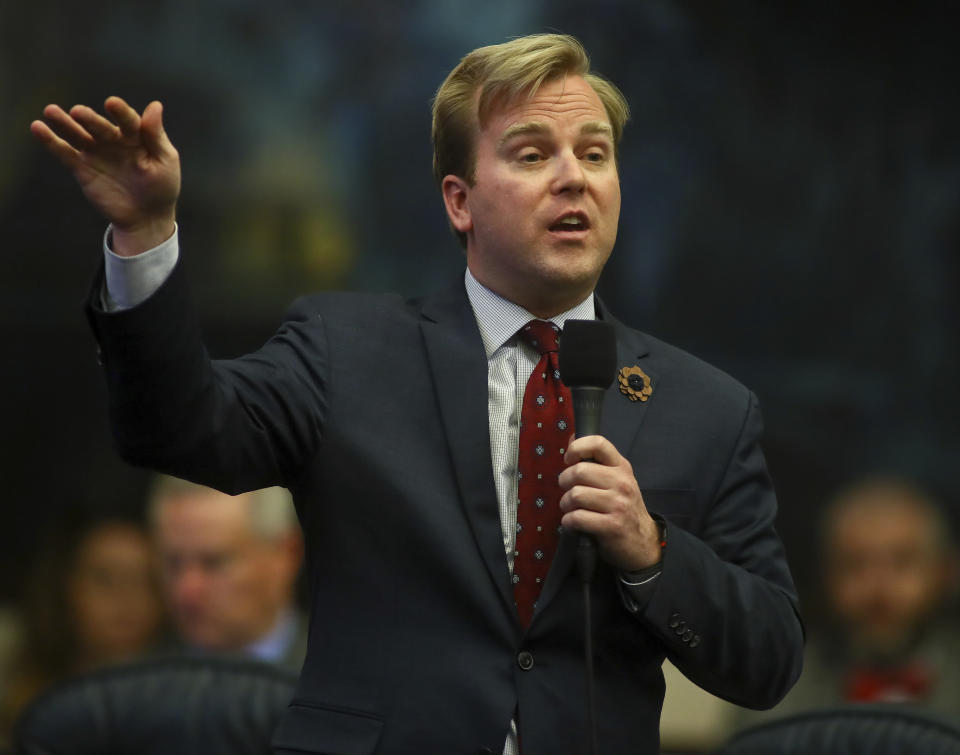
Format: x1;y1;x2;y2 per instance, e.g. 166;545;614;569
513;320;574;627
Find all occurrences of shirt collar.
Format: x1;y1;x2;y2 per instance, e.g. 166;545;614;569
244;609;298;663
464;268;596;358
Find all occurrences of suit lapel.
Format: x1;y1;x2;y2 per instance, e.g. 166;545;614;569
419;282;517;619
537;306;655;616
598;308;655;457
418;284;659;627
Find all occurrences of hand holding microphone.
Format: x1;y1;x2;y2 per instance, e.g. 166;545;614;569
558;320;663;578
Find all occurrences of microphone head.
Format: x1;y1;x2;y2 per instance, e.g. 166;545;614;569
559;319;617;389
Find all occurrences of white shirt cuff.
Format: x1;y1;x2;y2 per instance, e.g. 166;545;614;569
102;223;179;311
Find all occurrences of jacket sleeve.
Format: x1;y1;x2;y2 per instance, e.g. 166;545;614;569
630;392;804;709
85;257;328;494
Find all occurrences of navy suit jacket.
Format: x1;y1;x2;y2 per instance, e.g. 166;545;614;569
86;261;803;754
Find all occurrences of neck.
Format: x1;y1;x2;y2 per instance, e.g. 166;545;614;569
466;268;594;320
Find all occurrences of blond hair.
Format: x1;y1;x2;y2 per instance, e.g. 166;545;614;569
431;33;630;246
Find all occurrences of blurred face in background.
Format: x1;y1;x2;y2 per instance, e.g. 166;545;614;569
825;493;953;657
68;522;164;668
153;489;300;651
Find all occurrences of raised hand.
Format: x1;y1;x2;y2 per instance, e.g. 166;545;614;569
30;97;181;256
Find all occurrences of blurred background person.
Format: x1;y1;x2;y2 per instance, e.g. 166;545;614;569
148;476;306;672
737;475;960;729
0;511;167;743
667;475;960;752
817;477;959;707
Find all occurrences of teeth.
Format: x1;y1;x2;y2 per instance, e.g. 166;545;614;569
559;217;581;225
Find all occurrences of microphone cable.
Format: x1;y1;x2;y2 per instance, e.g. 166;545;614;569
577;534;599;755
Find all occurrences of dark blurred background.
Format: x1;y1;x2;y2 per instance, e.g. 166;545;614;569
2;0;957;626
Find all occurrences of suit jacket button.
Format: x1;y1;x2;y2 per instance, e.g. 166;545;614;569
682;628;694;642
668;612;682;629
689;634;702;648
517;650;534;670
673;621;687;636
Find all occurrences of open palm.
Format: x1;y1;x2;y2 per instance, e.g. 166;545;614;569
31;97;180;247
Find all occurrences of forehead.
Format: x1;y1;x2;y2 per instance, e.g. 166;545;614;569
157;492;251;544
481;75;610;135
831;500;934;549
77;524;149;563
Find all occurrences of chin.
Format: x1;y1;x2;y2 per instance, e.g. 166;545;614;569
538;260;602;291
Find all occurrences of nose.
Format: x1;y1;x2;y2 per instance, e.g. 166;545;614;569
550;150;586;194
170;565;208;608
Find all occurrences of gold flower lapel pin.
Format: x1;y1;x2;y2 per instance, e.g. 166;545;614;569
618;365;653;402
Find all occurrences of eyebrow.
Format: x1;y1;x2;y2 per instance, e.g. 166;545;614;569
580;121;614;139
498;120;614;148
498;121;549;147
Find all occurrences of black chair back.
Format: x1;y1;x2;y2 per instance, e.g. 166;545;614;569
13;655;297;755
715;704;960;755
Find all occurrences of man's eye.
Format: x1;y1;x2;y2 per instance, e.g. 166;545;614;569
519;152;542;163
584;151;606;163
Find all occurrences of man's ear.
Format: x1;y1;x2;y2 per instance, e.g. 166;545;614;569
441;175;472;234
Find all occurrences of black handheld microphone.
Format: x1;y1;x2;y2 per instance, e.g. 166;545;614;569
558;318;617;755
558;318;618;583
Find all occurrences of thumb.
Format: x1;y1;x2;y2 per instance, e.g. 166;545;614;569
141;101;173;157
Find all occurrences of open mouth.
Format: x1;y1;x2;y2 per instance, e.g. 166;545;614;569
549;212;590;232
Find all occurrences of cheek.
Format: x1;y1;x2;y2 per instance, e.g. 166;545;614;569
72;587;119;638
602;181;621;215
893;570;940;608
227;560;265;599
69;588;96;627
830;575;868;613
484;185;526;219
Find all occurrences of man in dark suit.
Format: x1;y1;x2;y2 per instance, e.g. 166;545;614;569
31;33;802;755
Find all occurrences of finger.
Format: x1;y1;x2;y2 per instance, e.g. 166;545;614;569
30;119;82;167
38;104;95;151
564;434;623;467
558;458;619;492
70;104;123;142
559;482;614;515
140;101;172;157
104;96;142;138
560;506;613;538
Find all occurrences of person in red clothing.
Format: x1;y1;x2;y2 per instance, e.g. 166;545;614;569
824;476;958;704
737;475;960;729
